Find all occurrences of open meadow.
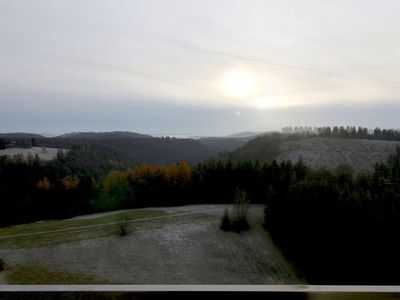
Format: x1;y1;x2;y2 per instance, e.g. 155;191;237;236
0;205;303;284
0;147;63;161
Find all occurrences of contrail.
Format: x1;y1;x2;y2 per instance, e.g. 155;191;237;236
152;33;333;76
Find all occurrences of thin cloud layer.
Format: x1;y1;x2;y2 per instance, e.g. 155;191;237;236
0;0;399;134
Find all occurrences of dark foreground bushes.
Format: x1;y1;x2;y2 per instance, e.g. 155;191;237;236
0;258;5;272
220;208;232;232
264;146;400;284
220;188;251;233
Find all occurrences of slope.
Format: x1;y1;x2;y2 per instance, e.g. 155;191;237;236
224;135;400;173
0;205;304;284
276;137;400;173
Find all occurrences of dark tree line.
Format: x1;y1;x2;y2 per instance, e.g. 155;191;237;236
0;139;6;150
282;125;400;141
0;137;36;149
36;136;218;166
0;151;97;226
264;146;400;284
0;144;307;226
316;125;400;140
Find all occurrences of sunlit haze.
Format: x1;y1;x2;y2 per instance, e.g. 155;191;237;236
1;0;400;135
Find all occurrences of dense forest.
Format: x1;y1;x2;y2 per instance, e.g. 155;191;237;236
2;128;400;283
43;137;218;171
0;132;250;167
264;147;400;284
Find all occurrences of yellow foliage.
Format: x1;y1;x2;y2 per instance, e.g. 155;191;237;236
101;161;194;189
132;161;192;185
103;170;128;193
37;177;51;191
125;168;135;184
13;153;24;162
62;175;80;190
176;161;193;184
132;164;164;181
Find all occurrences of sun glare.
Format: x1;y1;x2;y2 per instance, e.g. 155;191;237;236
252;97;284;109
221;71;255;98
218;70;288;109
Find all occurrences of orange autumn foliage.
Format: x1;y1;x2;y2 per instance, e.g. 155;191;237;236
104;161;193;187
37;177;51;191
62;175;80;190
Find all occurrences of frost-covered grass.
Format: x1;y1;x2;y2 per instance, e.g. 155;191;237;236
6;265;106;284
0;209;169;248
276;137;400;173
0;209;167;237
0;205;305;284
0;147;64;161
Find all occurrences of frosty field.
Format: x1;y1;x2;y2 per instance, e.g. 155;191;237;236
0;205;303;284
0;147;63;161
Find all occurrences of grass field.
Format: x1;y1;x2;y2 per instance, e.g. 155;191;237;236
0;205;304;284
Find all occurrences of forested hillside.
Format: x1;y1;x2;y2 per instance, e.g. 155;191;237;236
0;131;255;175
197;136;251;153
37;136;216;172
56;131;152;140
222;127;400;173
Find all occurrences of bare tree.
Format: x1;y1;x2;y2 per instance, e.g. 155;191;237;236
232;188;250;232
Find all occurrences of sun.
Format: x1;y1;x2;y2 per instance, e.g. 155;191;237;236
221;71;255;98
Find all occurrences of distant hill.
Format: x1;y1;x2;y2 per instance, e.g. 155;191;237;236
56;131;152;140
0;131;230;173
221;133;281;163
223;134;400;173
225;131;264;138
33;133;219;174
5;130;399;174
198;136;253;153
0;133;47;149
3;131;244;172
32;131;254;170
0;133;46;139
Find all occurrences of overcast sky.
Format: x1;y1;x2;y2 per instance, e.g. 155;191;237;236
0;0;399;136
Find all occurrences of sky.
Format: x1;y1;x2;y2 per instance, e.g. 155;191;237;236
0;0;399;136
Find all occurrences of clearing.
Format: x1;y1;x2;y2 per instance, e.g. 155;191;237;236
0;205;303;284
0;147;65;161
276;137;400;173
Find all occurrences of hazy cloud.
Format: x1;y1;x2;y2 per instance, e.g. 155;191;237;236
0;0;399;134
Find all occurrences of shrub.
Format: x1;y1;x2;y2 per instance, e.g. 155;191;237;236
232;188;250;232
220;208;232;231
117;218;129;236
0;258;5;272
